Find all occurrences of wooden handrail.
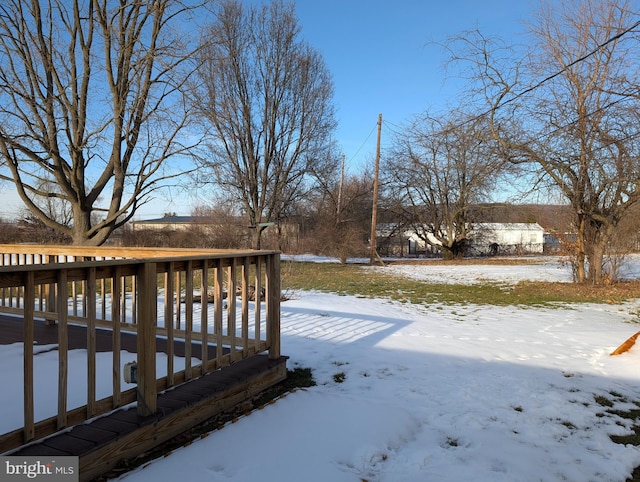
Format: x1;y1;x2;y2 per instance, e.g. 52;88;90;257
0;245;281;453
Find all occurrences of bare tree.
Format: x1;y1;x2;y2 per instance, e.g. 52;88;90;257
302;169;372;262
385;111;505;259
189;203;249;248
0;0;200;245
194;0;337;249
449;0;640;283
31;180;74;229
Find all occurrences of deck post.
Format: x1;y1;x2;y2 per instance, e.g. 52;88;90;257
136;261;157;416
0;247;290;458
266;253;281;359
45;254;57;325
23;271;35;442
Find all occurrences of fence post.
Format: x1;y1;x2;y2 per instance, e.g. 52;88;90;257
266;253;281;359
136;262;157;416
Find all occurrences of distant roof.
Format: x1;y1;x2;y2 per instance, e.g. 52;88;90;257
377;222;544;231
474;223;544;231
131;216;206;224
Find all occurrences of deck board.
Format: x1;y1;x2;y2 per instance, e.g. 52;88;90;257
0;313;287;481
0;313;224;359
9;355;287;478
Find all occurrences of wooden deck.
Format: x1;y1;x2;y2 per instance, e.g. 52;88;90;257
0;314;287;481
0;245;286;482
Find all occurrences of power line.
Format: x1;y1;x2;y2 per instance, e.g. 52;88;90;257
456;17;640;129
344;18;640;170
346;122;377;165
381;119;403;135
514;89;640;160
493;18;640;114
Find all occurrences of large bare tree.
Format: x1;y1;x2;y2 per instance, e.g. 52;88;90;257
194;0;336;249
386;111;504;259
449;0;640;283
0;0;200;245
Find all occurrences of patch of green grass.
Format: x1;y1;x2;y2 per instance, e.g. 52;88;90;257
594;394;615;407
608;408;640;420
333;372;346;383
609;407;640;480
281;261;640;307
446;436;459;447
254;367;316;404
611;429;640;446
594;393;640;480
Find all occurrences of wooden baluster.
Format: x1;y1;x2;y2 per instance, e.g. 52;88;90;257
241;257;250;355
227;259;237;362
112;267;122;408
254;256;262;352
86;267;97;417
164;263;175;386
200;259;209;372
136;262;157;417
184;261;193;380
214;259;224;364
57;269;69;429
266;253;281;359
23;271;35;442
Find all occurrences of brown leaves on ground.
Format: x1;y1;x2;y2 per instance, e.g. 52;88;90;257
517;280;640;304
386;258;548;266
385;258;640;304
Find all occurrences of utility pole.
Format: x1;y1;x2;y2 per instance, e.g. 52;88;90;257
337;153;345;222
369;113;382;265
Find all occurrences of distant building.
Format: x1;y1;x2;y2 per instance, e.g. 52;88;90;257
468;223;545;255
377;222;545;257
130;215;212;232
129;215;299;251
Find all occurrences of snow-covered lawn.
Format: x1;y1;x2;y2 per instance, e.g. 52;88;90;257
115;256;640;482
4;256;640;481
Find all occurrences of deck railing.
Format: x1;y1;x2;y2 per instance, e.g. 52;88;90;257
0;245;281;454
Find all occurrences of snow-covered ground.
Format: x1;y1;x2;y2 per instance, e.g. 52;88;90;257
115;256;640;482
380;257;574;284
378;256;640;285
4;256;640;481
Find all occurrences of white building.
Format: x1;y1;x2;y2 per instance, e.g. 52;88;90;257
378;222;545;256
468;223;545;255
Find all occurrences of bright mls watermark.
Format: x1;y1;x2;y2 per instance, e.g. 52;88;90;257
0;457;78;481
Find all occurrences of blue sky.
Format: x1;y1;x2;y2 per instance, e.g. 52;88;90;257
293;0;536;174
0;1;537;219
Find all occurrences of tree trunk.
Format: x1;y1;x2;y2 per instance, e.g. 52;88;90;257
70;207;110;246
251;227;264;250
441;242;464;260
588;242;605;285
71;208;91;246
586;223;614;284
574;217;587;283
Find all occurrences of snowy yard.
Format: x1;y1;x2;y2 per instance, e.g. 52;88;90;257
114;256;640;482
4;256;640;481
